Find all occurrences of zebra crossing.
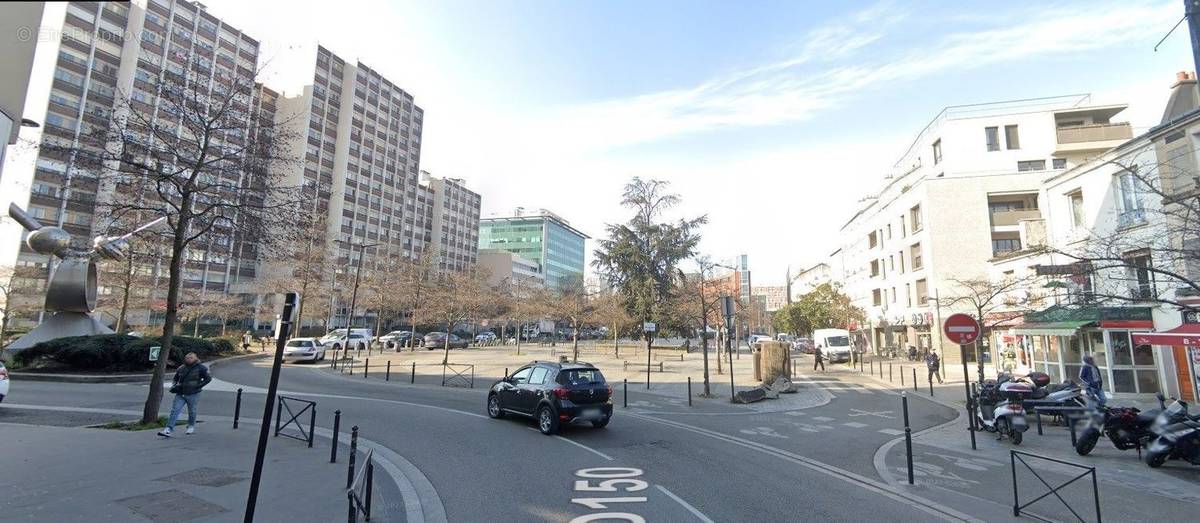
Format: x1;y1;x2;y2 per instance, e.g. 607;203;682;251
790;376;887;396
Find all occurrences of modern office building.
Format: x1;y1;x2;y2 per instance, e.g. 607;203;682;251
478;209;588;288
827;94;1133;365
0;0;273;328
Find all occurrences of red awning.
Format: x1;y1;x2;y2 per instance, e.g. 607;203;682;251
1133;323;1200;347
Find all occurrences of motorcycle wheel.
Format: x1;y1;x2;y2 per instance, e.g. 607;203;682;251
1145;450;1168;468
1075;428;1100;456
1011;430;1023;445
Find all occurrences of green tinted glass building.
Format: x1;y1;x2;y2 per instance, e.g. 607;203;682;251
478;210;589;288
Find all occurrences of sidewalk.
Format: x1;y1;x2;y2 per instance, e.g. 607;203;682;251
0;421;391;522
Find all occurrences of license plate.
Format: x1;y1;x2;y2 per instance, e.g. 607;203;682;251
580;408;602;419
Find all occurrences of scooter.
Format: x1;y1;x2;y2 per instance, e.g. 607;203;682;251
975;378;1032;445
1145;398;1200;468
1075;393;1171;456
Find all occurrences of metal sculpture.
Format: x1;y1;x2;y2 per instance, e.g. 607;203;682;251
6;203;165;350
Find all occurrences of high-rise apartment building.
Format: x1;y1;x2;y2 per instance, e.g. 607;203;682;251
478;209;588;288
0;0;273;327
421;171;480;272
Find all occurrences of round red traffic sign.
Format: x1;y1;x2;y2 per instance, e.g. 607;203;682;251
943;313;980;345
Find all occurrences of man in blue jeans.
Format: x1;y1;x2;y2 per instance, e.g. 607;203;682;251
1079;355;1105;407
158;352;212;437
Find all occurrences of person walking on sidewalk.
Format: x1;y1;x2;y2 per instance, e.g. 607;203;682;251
813;346;825;372
925;349;943;384
158;352;212;437
1080;355;1106;407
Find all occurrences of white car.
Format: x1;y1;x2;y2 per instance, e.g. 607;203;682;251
320;330;371;352
0;361;9;403
283;338;326;363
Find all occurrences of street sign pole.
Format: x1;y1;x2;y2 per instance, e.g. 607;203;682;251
943;313;981;451
245;292;297;523
720;296;736;401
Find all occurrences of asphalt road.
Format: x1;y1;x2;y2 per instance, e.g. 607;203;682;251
2;355;965;522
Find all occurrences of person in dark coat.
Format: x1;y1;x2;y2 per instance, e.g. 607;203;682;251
1079;355;1106;407
158;352;212;437
813;345;825;372
925;349;943;384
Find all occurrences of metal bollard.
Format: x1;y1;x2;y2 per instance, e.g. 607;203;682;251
912;368;917;391
902;391;913;485
233;388;243;429
347;426;358;489
330;410;341;463
928;374;934;397
889;363;893;383
349;361;353;376
386;360;391;381
308;405;316;448
364;358;369;379
504;367;508;379
1069;416;1078;446
411;361;416;384
967;401;977;451
1036;410;1043;436
365;461;374;520
901;367;905;386
687;377;692;406
623;379;628;408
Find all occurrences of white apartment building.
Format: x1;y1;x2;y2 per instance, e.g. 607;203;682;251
421;171;481;272
831;95;1133;365
791;262;832;299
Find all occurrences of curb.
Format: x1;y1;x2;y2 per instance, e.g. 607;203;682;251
10;351;268;384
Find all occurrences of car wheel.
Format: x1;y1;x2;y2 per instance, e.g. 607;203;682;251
591;416;610;429
487;394;505;419
537;406;559;435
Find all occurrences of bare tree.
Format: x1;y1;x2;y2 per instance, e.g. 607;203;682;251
591;291;631;358
361;255;406;346
428;268;492;364
670;255;724;395
46;54;304;424
940;275;1046;382
396;253;437;349
547;276;596;362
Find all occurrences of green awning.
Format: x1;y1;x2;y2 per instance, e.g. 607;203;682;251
1013;320;1096;336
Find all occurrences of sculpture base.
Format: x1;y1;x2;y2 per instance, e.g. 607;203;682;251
7;312;114;350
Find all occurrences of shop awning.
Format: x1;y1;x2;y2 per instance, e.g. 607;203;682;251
1133;323;1200;347
1013;320;1095;336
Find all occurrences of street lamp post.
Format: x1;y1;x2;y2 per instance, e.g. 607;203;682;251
336;237;381;354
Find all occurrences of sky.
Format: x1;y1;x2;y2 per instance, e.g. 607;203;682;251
203;0;1196;285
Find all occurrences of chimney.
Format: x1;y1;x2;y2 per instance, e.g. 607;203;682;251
1173;71;1196;87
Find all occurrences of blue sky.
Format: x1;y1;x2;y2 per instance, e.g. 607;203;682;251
208;0;1194;284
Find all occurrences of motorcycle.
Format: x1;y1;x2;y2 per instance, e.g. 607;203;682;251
1075;393;1171;456
975;377;1032;445
1144;398;1200;468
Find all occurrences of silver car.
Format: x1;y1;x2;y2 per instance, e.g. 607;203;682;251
283;338;326;363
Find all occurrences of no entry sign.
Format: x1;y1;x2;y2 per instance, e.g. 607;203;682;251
943;313;980;345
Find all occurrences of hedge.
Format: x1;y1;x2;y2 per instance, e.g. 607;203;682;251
13;334;236;372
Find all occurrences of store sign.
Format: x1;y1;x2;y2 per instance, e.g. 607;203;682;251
1183;310;1200;324
1035;263;1091;276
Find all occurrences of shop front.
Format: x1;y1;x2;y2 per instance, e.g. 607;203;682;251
1132;308;1200;402
1012;305;1161;398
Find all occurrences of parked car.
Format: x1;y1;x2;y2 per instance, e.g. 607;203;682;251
380;330;419;349
748;334;773;346
474;331;497;344
320;328;372;352
423;332;468;350
793;338;814;353
0;361;9;403
283;338;326;363
487;361;613;435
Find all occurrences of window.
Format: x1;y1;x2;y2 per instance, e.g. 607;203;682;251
868;231;878;249
1068;190;1085;229
528;366;549;385
1017;160;1045;172
898;251;905;273
992;238;1021;255
900;215;907;237
905;283;912;307
872;289;882;306
886;224;892;239
891;287;897;303
915;279;928;305
910;243;923;270
932;139;942;165
985;127;1000;151
1053;158;1067;169
1004;125;1020;149
909;205;922;232
870;260;880;277
1124;250;1155;300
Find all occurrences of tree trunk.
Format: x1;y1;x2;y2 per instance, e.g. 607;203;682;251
572;323;579;363
701;319;711;395
612;321;618;358
193;315;200;337
409;313;418;352
442;318;451;365
142;209;190;424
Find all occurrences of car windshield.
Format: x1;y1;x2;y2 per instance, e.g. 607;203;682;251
285;340;310;347
559;369;605;386
827;336;850;347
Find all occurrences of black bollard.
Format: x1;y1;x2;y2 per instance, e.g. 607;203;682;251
233;388;243;429
928;374;933;397
912;368;917;391
411;361;416;384
901;366;905;386
889;363;893;383
330;410;341;463
903;391;914;485
346;426;358;489
623;379;628;408
364;358;369;379
687;377;692;406
386;360;391;381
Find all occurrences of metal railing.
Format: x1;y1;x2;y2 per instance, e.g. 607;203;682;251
346;447;374;522
1056;122;1131;144
441;363;475;388
274;396;317;447
1010;450;1101;522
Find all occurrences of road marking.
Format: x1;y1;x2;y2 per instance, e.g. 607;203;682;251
812;416;835;422
655;485;715;523
849;409;895;419
878;428;905;436
842;422;869;428
527;428;615;461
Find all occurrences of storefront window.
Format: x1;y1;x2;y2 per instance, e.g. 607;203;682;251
1046;337;1061;362
1106;330;1159;394
1136;370;1160;393
1111;332;1132;365
1113;369;1136;393
1088;331;1106;367
1133;343;1155;366
1065;335;1084;362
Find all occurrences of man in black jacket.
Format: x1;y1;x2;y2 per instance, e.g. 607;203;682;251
158;352;212;437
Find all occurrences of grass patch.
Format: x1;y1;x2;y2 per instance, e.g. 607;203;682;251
96;416;188;431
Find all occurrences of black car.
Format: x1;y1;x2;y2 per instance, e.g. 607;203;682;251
487;362;613;435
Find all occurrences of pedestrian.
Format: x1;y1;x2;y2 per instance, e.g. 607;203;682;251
158;352;212;437
813;345;825;372
1080;355;1105;407
241;330;252;352
925;349;943;384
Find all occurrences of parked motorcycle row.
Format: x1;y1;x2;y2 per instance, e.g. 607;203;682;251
969;370;1200;469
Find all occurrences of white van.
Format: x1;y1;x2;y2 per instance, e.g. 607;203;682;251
812;328;852;363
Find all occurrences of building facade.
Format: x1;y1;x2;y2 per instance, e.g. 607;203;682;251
828;95;1133;365
0;0;272;328
421;171;480;272
478;248;543;288
478;209;588;289
752;285;788;312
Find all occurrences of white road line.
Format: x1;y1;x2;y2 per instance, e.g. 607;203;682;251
655;485;714;523
525;427;615;461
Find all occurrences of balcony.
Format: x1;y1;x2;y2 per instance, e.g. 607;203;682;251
990;209;1042;227
1054;122;1132;154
